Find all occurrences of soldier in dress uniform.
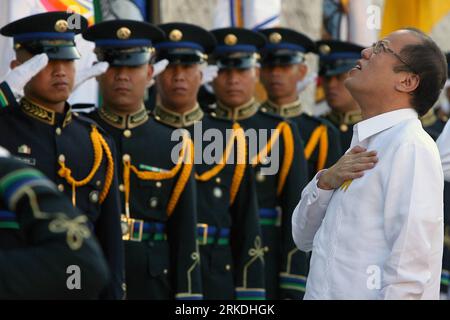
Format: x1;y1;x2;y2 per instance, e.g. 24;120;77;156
317;40;364;153
153;23;265;300
258;28;342;179
210;27;309;299
0;146;109;299
82;19;202;300
0;12;124;299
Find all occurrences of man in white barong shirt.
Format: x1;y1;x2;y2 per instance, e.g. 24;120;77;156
292;29;447;300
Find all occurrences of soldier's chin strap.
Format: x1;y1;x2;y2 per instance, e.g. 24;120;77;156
57;125;114;206
122;131;194;217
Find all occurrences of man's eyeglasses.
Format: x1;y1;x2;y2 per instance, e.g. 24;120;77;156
371;40;416;73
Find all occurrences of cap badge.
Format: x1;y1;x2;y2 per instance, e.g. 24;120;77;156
117;27;131;40
269;32;282;44
54;19;68;33
169;29;183;41
319;44;331;55
224;34;237;46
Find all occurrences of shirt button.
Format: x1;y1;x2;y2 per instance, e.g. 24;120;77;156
119;184;125;192
154;115;161;121
58;154;65;163
55;127;62;135
89;191;99;203
149;197;158;208
122;154;131;162
340;124;349;132
96;180;102;187
163;269;168;275
57;184;64;192
213;187;223;198
215;177;221;184
225;264;231;271
155;181;162;188
260;107;267;113
123;129;132;138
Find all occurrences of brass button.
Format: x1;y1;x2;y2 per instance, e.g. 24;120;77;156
122;154;131;162
256;171;266;183
119;184;125;192
215;177;221;184
58;154;65;163
89;191;99;203
213;187;223;198
155;181;162;188
260;107;267;113
57;184;64;192
123;129;132;138
55;127;62;135
210;112;217;117
154;115;161;121
340;124;349;132
225;264;231;271
149;197;158;208
96;180;102;187
163;269;168;274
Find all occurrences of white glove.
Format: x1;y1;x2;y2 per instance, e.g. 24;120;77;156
148;59;169;88
73;61;109;92
2;53;48;99
296;72;318;93
201;65;218;85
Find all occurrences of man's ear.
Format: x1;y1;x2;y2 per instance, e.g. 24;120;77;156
147;64;154;82
395;73;420;94
296;63;308;82
10;60;21;70
254;67;260;81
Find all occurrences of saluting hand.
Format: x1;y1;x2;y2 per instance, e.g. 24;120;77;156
317;146;378;190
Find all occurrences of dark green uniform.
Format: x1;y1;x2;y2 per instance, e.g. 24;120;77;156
322;110;362;153
154;103;265;300
261;100;342;179
90;106;202;300
420;108;450;297
0;84;124;300
0;12;124;299
0;153;109;299
214;99;309;299
82;19;202;300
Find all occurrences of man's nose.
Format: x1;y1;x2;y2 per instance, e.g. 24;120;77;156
361;47;372;60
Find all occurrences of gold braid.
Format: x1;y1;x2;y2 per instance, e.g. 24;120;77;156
122;132;191;216
251;121;294;196
58;126;103;206
229;123;246;205
304;124;329;171
97;133;115;204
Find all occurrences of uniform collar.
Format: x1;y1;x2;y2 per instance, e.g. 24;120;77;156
20;97;72;127
99;104;149;129
263;98;302;118
153;103;204;128
215;98;259;121
326;109;363;132
353;108;418;143
419;108;438;127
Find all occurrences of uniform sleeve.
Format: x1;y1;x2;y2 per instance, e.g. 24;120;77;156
95;138;125;300
167;169;203;300
230;164;266;300
437;121;450;181
0;157;109;299
278;122;310;299
0;81;19;108
381;143;444;300
291;171;334;253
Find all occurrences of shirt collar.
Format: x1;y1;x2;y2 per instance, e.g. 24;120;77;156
215;98;259;121
354;108;418;143
99;104;149;129
263;98;303;118
153;103;204;128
